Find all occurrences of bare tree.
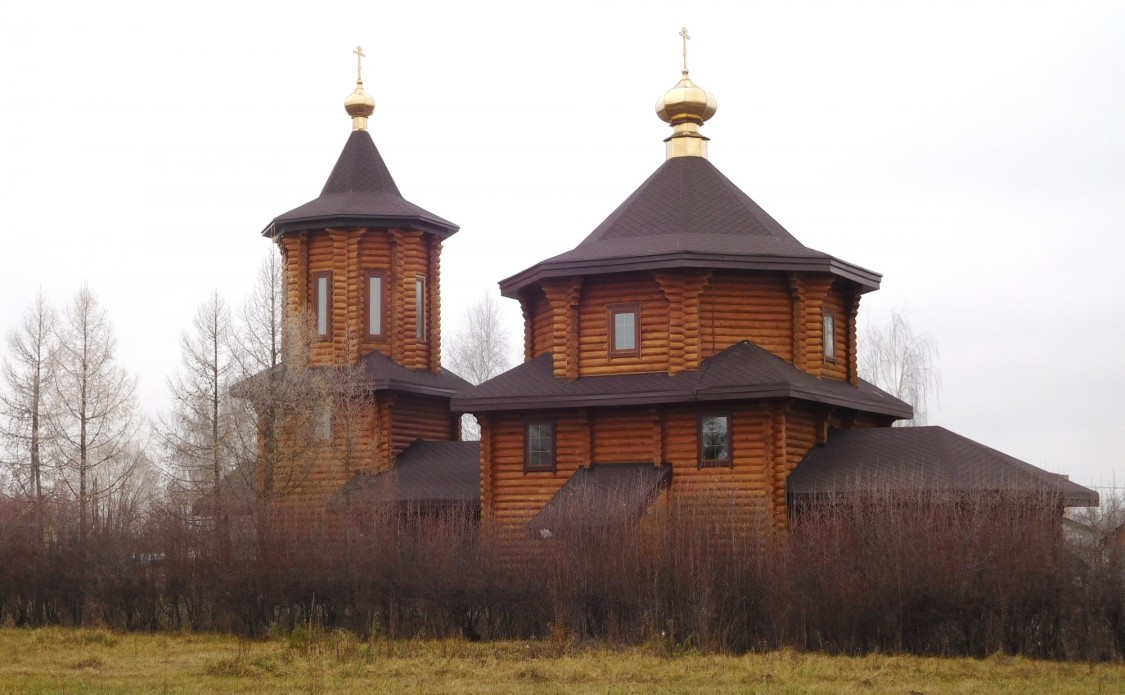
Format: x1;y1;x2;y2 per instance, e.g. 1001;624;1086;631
233;251;283;377
0;292;57;547
444;292;513;440
860;310;941;426
50;286;142;571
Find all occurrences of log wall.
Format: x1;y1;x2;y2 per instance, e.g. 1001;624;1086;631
700;272;794;363
389;393;459;459
480;402;828;548
577;274;669;376
282;227;441;373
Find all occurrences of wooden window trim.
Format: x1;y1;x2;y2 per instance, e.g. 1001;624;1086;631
416;275;427;343
822;310;838;363
313;271;332;341
524;420;557;473
607;303;641;358
698;412;733;468
364;269;388;340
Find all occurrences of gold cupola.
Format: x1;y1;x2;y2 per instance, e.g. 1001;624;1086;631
344;45;376;131
656;28;717;159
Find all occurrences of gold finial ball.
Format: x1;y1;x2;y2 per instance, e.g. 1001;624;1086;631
344;82;376;120
656;72;718;127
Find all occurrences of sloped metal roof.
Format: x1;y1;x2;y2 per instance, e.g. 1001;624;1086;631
264;130;458;238
528;463;671;538
452;341;912;420
789;426;1098;507
500;156;881;297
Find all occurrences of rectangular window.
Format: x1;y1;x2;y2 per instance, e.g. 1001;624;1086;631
365;270;386;339
314;271;332;340
416;275;426;342
698;413;732;468
823;311;837;361
608;303;640;357
525;421;556;472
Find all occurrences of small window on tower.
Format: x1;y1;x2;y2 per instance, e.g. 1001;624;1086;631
365;270;386;339
314;271;332;340
823;312;837;362
416;275;427;342
525;421;556;472
608;304;640;357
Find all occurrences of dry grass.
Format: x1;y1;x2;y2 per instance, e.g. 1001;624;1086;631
0;628;1122;694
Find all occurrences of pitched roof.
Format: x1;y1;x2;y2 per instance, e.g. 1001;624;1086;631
528;463;671;538
452;341;912;419
789;426;1098;507
334;440;481;507
264;130;458;238
499;156;881;297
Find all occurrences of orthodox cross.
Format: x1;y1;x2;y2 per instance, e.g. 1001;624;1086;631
679;27;691;72
353;45;366;82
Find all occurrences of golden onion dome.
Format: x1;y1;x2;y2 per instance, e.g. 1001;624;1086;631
345;46;376;131
344;81;376;131
656;70;717;128
657;29;716;159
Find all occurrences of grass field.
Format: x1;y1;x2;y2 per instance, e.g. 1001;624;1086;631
0;627;1123;694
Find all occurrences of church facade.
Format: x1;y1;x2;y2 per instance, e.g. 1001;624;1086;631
247;45;1096;539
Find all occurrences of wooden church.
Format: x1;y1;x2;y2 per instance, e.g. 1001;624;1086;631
247;44;1096;538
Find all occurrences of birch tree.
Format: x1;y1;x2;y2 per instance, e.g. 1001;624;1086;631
860;310;941;426
444;291;513;439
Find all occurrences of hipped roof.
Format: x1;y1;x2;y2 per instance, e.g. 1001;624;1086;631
500;156;881;297
452;341;912;420
264;130;458;239
790;426;1099;507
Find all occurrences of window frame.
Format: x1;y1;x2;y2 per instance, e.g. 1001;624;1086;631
822;310;837;363
698;412;733;468
364;269;388;340
313;270;333;341
607;302;641;358
415;275;427;342
524;420;557;473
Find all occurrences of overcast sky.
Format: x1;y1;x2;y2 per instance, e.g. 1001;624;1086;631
2;1;1122;491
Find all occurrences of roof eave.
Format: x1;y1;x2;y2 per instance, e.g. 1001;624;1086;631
500;253;881;298
263;214;460;240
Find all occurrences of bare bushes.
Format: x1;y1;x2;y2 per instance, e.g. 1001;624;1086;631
0;486;1121;660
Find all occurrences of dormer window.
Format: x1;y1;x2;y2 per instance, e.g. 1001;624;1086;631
314;271;332;340
365;270;386;339
823;311;837;362
608;303;640;358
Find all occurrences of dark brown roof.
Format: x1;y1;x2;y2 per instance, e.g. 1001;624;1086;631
500;156;881;297
452;341;912;419
334;440;481;508
358;351;471;398
264;130;458;239
789;426;1098;507
528;463;671;538
231;352;471;401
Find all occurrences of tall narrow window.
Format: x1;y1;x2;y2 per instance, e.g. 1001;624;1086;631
823;311;837;361
608;303;640;357
698;413;732;468
525;421;556;472
314;271;332;340
365;270;386;339
416;275;426;341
